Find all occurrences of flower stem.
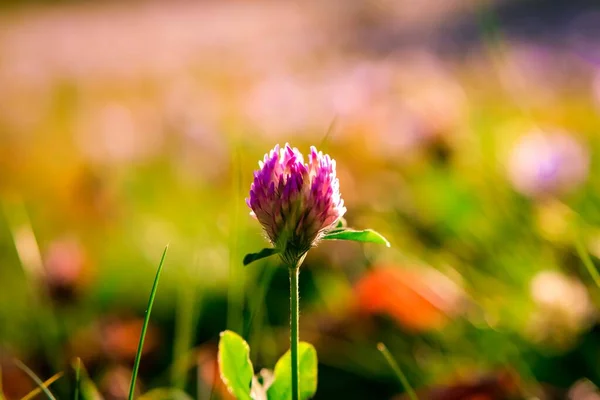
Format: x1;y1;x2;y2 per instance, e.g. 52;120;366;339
290;265;300;400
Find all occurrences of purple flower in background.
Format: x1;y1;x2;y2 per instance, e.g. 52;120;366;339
247;144;346;265
508;130;589;197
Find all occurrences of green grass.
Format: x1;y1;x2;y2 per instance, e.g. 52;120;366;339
171;264;201;390
574;225;600;289
128;245;169;400
73;358;81;400
13;359;58;400
20;372;64;400
377;343;419;400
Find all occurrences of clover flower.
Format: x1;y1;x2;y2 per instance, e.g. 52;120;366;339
247;144;346;265
225;145;388;400
508;130;589;197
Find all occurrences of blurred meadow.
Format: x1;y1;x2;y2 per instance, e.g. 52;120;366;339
2;0;600;399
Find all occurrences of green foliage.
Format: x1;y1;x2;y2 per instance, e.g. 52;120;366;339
267;342;318;400
334;218;347;229
243;248;280;266
322;228;390;247
79;372;102;400
218;332;318;400
71;358;103;400
73;358;80;400
377;343;418;400
218;330;254;400
13;359;57;400
244;222;387;266
129;245;169;400
18;372;63;400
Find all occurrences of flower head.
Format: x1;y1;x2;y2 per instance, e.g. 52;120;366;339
247;144;346;265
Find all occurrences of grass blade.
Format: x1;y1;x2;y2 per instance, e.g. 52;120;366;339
72;359;101;400
0;364;4;400
318;116;338;151
73;358;81;400
227;145;244;334
3;199;62;369
128;245;169;400
13;359;57;400
377;343;418;400
574;230;600;288
171;263;201;390
19;372;64;400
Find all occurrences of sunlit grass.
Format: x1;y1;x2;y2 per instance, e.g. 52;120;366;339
20;371;64;400
128;245;169;400
13;359;58;400
72;358;80;400
377;343;418;400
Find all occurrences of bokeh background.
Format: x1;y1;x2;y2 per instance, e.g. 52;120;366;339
2;0;600;399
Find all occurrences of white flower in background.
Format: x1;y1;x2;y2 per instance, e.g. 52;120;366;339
508;130;590;197
529;270;595;346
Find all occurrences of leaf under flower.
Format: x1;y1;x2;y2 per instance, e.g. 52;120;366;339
243;248;280;266
322;228;390;247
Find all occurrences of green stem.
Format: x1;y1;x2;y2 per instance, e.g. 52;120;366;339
290;266;300;400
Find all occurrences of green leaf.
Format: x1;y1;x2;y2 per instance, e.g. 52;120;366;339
334;217;347;229
267;342;318;400
243;248;280;266
218;330;254;400
322;228;390;247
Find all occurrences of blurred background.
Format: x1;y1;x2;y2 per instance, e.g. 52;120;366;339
2;0;600;399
